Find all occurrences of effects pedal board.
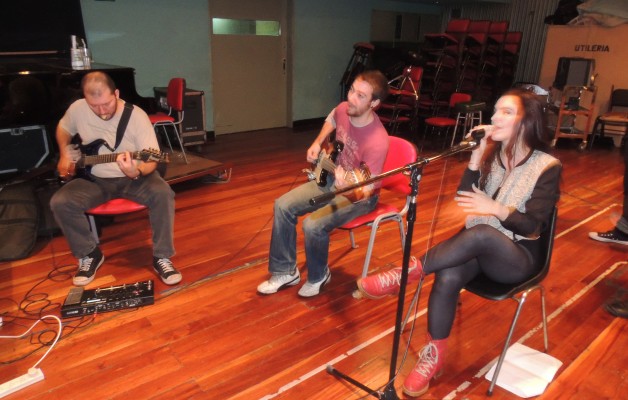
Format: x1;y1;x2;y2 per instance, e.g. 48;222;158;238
61;280;154;318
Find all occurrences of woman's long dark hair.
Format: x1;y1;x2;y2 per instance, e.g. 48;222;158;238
479;88;552;188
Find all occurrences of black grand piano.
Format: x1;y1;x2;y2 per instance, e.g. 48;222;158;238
0;57;156;129
0;1;156;176
1;1;224;184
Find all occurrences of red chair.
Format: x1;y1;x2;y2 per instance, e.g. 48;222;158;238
422;92;472;149
339;136;418;277
148;78;189;164
86;199;147;244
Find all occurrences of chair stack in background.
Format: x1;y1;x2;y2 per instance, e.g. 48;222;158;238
477;22;522;104
418;18;470;117
417;19;522;113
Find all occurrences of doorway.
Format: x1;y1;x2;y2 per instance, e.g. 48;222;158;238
209;0;290;135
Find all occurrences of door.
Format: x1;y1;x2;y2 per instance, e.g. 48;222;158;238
210;0;290;135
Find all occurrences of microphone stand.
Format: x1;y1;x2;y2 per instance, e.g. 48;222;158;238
314;138;481;399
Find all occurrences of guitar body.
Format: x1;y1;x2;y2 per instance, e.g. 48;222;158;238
62;138;169;182
68;139;107;181
343;162;372;203
314;140;344;187
310;140;373;202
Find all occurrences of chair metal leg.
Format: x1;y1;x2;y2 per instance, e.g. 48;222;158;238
171;124;189;164
396;217;406;253
540;286;549;351
360;221;380;277
359;216;406;278
158;125;175;155
155;122;189;164
488;285;544;396
348;230;357;249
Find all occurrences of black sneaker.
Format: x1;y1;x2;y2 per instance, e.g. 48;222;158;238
588;229;628;246
153;257;182;285
74;247;104;286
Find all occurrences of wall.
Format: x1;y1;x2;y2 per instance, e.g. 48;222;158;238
292;0;439;121
81;0;213;128
80;0;441;130
539;24;628;125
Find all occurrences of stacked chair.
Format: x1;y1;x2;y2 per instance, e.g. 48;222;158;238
367;18;523;150
477;21;522;104
457;20;491;95
377;65;423;136
418;19;470;117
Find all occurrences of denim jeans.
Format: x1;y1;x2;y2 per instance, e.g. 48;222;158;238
269;178;378;283
50;173;175;259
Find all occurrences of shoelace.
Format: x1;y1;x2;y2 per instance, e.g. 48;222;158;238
376;258;418;288
156;259;175;273
414;342;439;378
376;268;403;288
78;257;95;272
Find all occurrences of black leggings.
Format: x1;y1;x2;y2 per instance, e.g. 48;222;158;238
421;224;537;340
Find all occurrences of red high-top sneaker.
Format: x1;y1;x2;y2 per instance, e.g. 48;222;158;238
356;256;423;299
402;336;448;397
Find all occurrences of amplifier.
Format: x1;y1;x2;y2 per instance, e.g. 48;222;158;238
61;280;154;318
0;125;50;174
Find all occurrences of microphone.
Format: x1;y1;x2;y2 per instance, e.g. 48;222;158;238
459;128;486;148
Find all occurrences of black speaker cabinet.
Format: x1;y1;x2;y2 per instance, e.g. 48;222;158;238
0;125;50;174
154;87;207;146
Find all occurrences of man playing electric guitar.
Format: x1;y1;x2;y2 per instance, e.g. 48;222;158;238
51;71;182;287
257;70;390;297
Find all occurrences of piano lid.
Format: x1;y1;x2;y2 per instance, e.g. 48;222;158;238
0;59;156;128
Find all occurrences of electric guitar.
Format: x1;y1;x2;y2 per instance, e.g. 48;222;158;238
61;139;169;182
305;140;372;202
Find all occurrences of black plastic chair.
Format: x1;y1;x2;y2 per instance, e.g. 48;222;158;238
589;87;628;149
464;206;558;396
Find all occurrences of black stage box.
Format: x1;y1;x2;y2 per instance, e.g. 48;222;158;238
0;125;50;174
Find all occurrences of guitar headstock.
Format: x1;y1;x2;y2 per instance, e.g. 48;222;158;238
137;149;170;163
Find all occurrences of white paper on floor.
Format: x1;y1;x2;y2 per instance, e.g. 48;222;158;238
485;342;563;398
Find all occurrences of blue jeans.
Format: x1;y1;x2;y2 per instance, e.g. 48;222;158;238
269;178;378;283
50;173;175;259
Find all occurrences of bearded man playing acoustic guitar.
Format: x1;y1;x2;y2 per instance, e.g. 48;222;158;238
51;71;181;287
257;70;390;297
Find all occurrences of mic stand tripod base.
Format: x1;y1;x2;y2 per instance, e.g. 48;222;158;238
326;365;400;399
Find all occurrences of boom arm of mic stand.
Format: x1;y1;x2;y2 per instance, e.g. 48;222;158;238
309;157;430;206
309;140;478;206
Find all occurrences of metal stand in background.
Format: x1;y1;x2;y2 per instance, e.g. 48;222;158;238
340;42;375;101
311;133;484;399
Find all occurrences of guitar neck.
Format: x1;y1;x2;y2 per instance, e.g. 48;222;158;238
81;151;141;167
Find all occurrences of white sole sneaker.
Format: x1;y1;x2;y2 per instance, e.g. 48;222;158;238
257;269;300;294
298;269;331;298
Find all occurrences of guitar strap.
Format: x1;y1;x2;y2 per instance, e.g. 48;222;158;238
113;102;134;151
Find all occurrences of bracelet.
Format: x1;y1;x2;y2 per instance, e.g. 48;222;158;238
132;168;142;180
468;163;480;169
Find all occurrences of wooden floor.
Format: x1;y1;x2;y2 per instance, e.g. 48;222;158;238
1;127;626;400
